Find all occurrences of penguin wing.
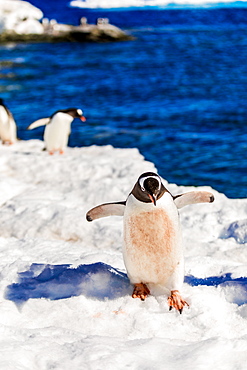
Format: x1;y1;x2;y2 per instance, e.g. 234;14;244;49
86;201;126;222
27;118;50;130
173;191;214;209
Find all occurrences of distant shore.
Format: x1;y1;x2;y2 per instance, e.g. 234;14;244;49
0;18;134;43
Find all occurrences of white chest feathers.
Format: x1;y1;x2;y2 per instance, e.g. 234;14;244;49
123;193;184;288
0;106;17;143
44;112;73;151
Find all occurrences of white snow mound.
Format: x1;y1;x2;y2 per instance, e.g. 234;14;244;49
0;140;247;369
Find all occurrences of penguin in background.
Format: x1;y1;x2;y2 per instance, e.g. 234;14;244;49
86;172;214;314
0;98;17;145
27;108;86;154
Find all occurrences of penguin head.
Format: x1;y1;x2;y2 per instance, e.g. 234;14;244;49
54;108;86;122
73;108;86;122
132;172;166;206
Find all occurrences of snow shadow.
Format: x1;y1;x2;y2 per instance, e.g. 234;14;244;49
5;262;132;306
185;273;247;305
6;265;247;307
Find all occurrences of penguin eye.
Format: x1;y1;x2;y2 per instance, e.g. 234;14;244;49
77;109;83;116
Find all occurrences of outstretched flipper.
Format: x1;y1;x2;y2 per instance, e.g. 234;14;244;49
27;118;50;130
174;191;214;209
86;201;126;222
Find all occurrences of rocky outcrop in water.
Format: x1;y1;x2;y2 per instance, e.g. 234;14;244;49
0;0;133;43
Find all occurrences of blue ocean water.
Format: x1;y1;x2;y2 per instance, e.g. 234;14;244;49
1;2;247;198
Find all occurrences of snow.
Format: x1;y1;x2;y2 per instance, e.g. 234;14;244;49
0;139;247;369
0;0;44;34
70;0;247;9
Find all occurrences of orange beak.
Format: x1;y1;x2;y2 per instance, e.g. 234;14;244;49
148;193;157;206
80;116;86;122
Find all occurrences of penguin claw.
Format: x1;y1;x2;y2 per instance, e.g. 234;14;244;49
132;283;150;301
167;290;189;314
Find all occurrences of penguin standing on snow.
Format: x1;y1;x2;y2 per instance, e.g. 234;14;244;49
27;108;86;154
0;98;17;145
86;172;214;313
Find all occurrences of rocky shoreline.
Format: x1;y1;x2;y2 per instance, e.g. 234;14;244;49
0;0;133;43
0;19;134;43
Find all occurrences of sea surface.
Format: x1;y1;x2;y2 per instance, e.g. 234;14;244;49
1;2;247;198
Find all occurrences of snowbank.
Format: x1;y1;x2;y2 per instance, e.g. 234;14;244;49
70;0;247;9
0;0;43;34
0;140;247;369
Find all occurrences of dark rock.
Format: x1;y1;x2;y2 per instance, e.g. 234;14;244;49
0;23;134;44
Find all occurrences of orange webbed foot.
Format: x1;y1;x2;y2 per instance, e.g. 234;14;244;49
167;290;189;314
132;283;150;301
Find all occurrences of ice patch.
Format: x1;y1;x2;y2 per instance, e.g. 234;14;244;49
0;0;43;33
70;0;247;9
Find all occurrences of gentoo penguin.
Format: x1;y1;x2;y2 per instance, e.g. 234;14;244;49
0;98;17;145
27;108;86;154
86;172;214;313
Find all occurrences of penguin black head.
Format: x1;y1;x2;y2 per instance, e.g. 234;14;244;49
52;108;86;122
132;172;167;206
69;108;86;121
